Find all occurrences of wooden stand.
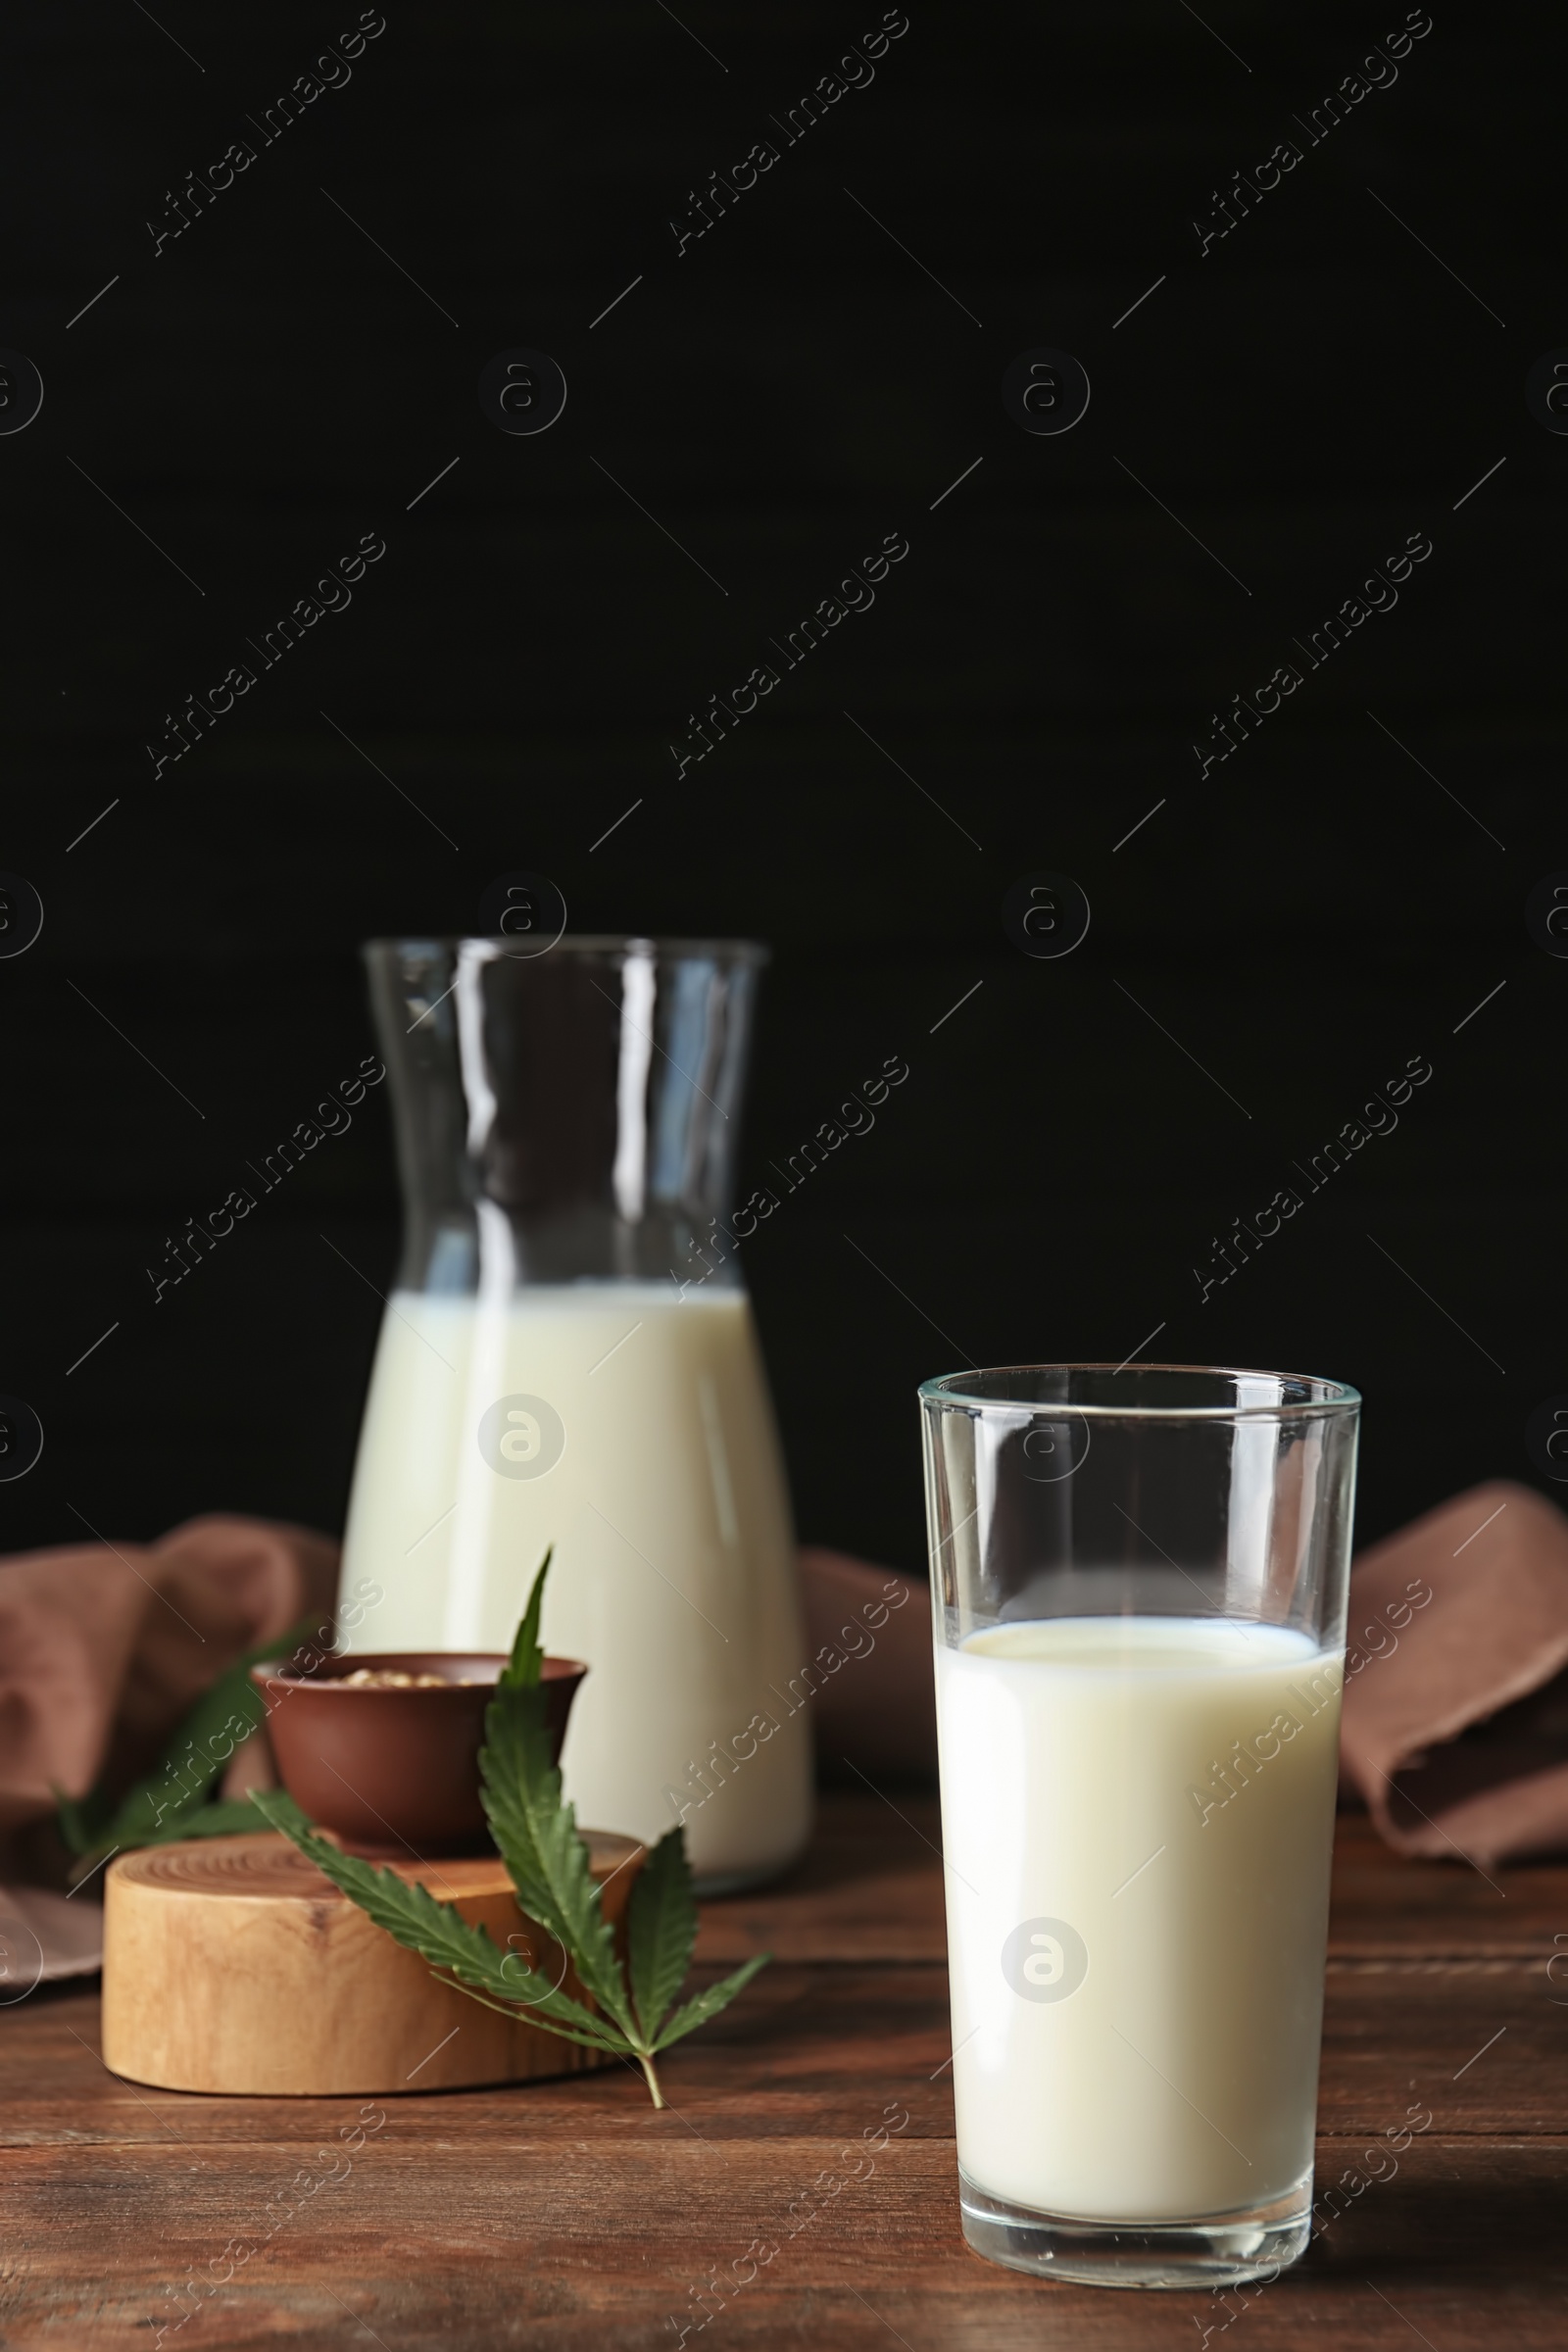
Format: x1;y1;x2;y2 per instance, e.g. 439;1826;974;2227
101;1829;642;2096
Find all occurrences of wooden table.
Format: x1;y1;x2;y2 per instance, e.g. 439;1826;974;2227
3;1793;1565;2347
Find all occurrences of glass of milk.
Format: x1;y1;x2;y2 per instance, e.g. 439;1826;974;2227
338;937;811;1890
920;1362;1360;2288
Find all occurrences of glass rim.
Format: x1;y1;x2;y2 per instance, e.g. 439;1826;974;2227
918;1361;1361;1422
363;934;769;962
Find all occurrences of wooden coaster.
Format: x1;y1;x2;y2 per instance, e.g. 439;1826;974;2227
101;1829;643;2097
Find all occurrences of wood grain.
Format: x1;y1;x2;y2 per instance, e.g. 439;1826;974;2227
2;1794;1565;2348
100;1830;641;2097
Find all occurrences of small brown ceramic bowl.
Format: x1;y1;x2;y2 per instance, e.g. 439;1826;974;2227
249;1651;587;1856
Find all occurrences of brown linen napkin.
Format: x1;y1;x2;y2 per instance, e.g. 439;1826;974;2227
0;1514;340;1880
6;1484;1566;1984
808;1486;1568;1870
1339;1480;1568;1868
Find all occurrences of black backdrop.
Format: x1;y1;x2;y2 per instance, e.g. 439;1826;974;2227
2;1;1562;1574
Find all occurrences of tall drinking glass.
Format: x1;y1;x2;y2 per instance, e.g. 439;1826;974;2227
920;1363;1360;2288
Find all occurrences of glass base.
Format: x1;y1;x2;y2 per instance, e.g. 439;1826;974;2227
958;2170;1311;2289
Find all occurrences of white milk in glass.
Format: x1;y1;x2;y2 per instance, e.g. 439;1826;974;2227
340;1283;811;1882
936;1617;1342;2223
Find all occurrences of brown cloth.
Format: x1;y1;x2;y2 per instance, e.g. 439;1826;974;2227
810;1483;1568;1872
1339;1480;1568;1869
0;1514;340;1876
5;1484;1568;1936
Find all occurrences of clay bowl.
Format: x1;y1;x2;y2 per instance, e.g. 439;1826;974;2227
249;1651;586;1857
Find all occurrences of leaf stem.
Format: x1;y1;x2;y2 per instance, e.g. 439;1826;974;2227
250;1566;768;2111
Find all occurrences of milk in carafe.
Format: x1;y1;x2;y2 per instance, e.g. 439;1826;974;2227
341;1281;811;1882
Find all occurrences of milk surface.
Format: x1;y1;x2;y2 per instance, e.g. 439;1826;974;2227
339;1285;811;1881
937;1615;1342;2222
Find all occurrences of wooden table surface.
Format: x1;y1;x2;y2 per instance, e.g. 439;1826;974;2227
3;1792;1565;2348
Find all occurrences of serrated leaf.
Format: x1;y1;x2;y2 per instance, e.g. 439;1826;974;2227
143;1796;270;1842
653;1954;771;2052
498;1546;552;1690
249;1788;622;2052
60;1611;323;1861
479;1682;637;2040
63;1795;271;1886
88;1672;261;1847
626;1826;698;2043
53;1785;110;1858
476;1685;571;1935
137;1581;777;2106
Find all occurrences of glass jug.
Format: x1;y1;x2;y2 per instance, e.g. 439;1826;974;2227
338;936;811;1889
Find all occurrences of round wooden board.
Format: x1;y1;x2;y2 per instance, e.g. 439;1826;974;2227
101;1829;643;2096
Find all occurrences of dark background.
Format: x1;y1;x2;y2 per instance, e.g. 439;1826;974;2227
1;1;1561;1574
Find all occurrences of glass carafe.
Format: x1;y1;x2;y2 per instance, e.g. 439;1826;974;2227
338;936;811;1889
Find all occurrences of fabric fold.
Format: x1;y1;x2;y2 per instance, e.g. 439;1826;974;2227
6;1480;1568;1977
1339;1480;1568;1867
0;1514;340;1856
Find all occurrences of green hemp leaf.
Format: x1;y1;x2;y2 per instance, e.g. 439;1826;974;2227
54;1610;325;1875
254;1548;769;2107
